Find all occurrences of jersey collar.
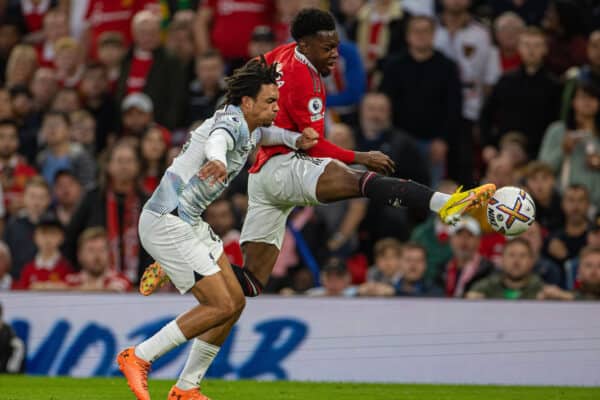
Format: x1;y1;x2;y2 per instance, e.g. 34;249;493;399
294;46;319;75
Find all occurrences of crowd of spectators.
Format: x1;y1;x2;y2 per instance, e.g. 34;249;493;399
0;0;598;301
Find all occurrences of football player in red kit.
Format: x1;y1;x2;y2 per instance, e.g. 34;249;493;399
139;12;495;396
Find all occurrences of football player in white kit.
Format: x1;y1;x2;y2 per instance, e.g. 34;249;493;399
116;58;318;400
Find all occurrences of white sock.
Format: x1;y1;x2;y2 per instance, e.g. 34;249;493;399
135;320;187;363
429;192;451;212
176;339;220;390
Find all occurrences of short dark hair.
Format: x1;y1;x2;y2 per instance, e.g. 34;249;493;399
401;241;427;258
291;8;336;42
44;110;71;126
565;183;590;200
0;119;19;131
197;49;223;62
504;237;533;256
224;57;279;106
407;15;436;31
580;245;600;261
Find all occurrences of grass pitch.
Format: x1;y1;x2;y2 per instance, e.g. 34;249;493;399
0;376;598;400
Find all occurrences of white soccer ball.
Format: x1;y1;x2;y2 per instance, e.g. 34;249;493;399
487;186;536;236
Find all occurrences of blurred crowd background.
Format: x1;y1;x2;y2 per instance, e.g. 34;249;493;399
0;0;598;302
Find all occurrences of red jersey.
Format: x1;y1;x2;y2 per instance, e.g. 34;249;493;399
84;0;157;58
14;255;73;290
249;43;355;173
21;0;53;33
222;230;244;267
203;0;275;60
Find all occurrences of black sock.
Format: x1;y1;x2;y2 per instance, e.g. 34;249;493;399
359;172;434;210
230;264;264;297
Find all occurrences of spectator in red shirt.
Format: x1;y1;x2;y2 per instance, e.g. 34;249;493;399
204;198;244;267
194;0;275;65
139;125;167;195
494;12;525;72
53;37;85;88
13;213;72;290
37;9;69;67
0;119;37;215
116;10;187;129
436;216;495;297
65;227;131;292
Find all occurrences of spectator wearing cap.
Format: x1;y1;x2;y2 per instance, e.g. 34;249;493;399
13;213;72;290
306;259;358;297
539;81;600;205
65;227;131;292
97;32;127;93
186;50;226;126
480;27;561;162
560;30;600;121
544;184;591;275
524;161;564;232
467;238;544;300
116;10;187;129
248;25;276;59
37;111;97;189
121;92;154;139
538;246;600;301
65;139;151;283
493;12;525;73
0;242;12;290
436;216;494;298
379;15;461;186
0;119;37;215
4;176;50;279
53;169;83;227
435;0;501;184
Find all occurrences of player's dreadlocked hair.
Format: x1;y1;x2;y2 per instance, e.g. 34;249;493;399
291;8;336;42
224;56;280;106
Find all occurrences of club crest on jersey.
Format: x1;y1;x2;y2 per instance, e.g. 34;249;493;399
308;97;323;115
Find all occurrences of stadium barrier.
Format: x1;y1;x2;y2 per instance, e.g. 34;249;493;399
1;292;599;386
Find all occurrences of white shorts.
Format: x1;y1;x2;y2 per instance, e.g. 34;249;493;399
139;209;223;294
240;152;332;249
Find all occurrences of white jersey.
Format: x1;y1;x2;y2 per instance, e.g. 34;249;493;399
434;18;501;121
144;104;300;225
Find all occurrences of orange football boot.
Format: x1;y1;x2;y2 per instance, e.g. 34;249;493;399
167;386;211;400
117;347;151;400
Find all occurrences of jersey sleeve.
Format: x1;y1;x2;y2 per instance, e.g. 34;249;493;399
211;111;243;145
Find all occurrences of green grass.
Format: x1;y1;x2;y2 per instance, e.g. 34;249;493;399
0;376;598;400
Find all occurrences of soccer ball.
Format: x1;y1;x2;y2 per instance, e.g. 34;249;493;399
487;186;536;236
